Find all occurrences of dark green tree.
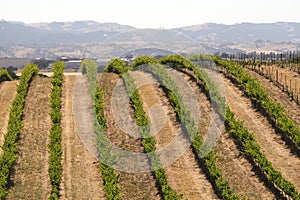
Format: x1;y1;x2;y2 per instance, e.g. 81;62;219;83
105;58;127;75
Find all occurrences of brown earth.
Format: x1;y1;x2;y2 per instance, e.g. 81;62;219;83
215;131;276;200
131;71;218;200
166;68;222;148
7;76;52;200
208;69;300;195
245;67;300;126
179;69;276;199
60;75;106;200
100;72;161;200
0;80;18;155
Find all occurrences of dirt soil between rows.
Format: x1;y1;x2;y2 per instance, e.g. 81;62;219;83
0;80;18;155
60;75;106;200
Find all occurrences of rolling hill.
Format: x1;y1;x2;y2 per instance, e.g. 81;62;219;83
1;20;300;45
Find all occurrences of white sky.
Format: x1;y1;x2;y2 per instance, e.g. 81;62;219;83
1;0;299;28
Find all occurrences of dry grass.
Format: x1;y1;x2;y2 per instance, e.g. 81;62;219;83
215;131;276;199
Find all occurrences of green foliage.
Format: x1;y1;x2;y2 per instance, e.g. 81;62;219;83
105;58;128;75
0;64;38;199
100;163;122;200
159;55;194;70
213;57;300;153
48;61;64;200
83;59;122;200
160;55;227;117
130;55;157;69
0;68;13;82
81;59;98;101
95;87;107;130
188;54;212;62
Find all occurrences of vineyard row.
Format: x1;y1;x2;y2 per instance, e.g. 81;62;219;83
82;59;122;200
213;57;300;156
0;64;38;199
48;62;65;200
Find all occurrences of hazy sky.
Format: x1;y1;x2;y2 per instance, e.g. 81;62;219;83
1;0;299;28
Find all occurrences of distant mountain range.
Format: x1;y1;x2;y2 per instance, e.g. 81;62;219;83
0;20;134;46
176;22;300;43
1;20;300;46
0;20;300;58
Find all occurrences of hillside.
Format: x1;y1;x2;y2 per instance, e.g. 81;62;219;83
1;56;300;199
0;20;134;46
1;20;300;58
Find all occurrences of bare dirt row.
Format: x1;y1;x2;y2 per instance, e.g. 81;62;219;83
0;80;18;155
60;75;106;200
